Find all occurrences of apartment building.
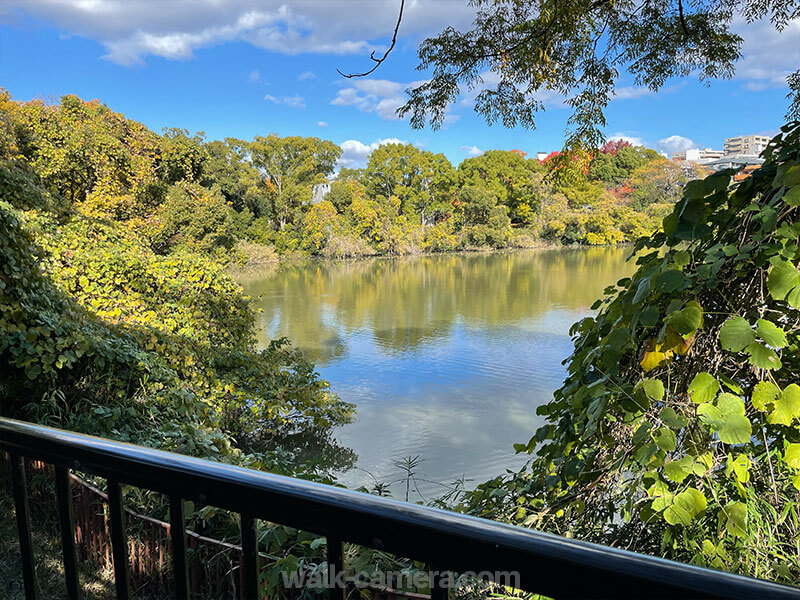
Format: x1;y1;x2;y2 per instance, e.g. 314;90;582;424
723;135;771;156
671;148;724;162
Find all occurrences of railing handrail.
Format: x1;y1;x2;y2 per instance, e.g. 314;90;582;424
1;416;798;600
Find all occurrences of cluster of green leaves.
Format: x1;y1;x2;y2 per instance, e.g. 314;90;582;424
1;196;353;462
401;0;799;154
462;122;800;583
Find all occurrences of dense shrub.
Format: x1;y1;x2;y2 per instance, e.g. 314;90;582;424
150;182;235;255
463;122;800;583
1;187;352;475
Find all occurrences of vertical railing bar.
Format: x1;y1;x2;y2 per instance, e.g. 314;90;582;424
240;513;259;600
107;478;131;600
326;536;345;600
55;465;81;600
170;495;190;600
10;454;39;600
430;567;449;600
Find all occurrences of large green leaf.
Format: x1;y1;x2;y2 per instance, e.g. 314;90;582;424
653;427;677;452
668;301;703;336
745;341;782;370
701;394;752;445
654;269;687;293
784;443;800;470
642;378;665;402
632;277;651;304
719;414;752;445
664;456;694;483
751;381;780;411
722;501;748;538
785;164;800;187
660;406;687;430
688;372;719;404
755;319;787;348
664;488;707;525
769;384;800;426
726;453;751;483
719;316;754;352
767;259;800;308
783;185;800;206
639;306;659;327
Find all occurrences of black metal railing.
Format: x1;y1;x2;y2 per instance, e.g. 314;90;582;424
1;417;798;600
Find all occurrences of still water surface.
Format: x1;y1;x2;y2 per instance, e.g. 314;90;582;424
238;248;632;497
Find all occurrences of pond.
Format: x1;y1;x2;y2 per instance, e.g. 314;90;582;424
238;247;633;499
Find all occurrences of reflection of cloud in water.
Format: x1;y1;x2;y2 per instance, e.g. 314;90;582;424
334;388;544;497
237;248;634;499
323;321;573;497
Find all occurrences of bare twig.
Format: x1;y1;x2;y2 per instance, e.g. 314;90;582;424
338;0;405;78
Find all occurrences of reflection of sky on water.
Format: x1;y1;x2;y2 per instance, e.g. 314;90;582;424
239;249;633;499
323;312;582;496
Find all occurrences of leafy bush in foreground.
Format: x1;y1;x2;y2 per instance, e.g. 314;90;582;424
465;122;800;584
0;191;353;474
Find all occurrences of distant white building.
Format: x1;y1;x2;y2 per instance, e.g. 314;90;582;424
672;148;724;163
535;152;549;161
724;135;770;156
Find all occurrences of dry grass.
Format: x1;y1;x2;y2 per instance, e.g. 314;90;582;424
323;234;377;259
234;240;279;267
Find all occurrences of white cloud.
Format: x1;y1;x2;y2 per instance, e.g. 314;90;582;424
264;94;306;108
608;133;645;146
734;18;800;90
2;0;476;66
298;70;316;80
317;121;328;127
613;86;653;100
331;78;419;121
339;137;405;168
658;135;696;155
461;145;483;157
248;69;262;83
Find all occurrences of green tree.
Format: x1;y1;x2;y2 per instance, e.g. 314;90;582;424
455;185;512;247
455;184;497;225
401;0;799;153
302;200;343;253
159;128;206;184
249;134;341;230
627;157;704;211
151;182;234;254
16;95;160;203
201;137;266;214
336;166;365;183
325;180;364;214
589;145;649;184
363;143;456;225
458;150;544;223
588;152;624;184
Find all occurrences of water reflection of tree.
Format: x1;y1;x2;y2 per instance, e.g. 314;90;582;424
240;248;632;364
264;425;358;477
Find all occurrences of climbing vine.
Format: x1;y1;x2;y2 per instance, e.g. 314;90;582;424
465;122;800;583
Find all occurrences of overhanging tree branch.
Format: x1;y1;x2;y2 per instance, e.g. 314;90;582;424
337;0;405;78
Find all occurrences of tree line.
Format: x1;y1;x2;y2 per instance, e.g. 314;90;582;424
1;91;704;266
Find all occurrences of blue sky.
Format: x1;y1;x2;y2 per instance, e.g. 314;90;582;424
1;1;798;168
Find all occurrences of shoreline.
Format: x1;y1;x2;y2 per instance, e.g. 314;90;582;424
227;241;632;277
